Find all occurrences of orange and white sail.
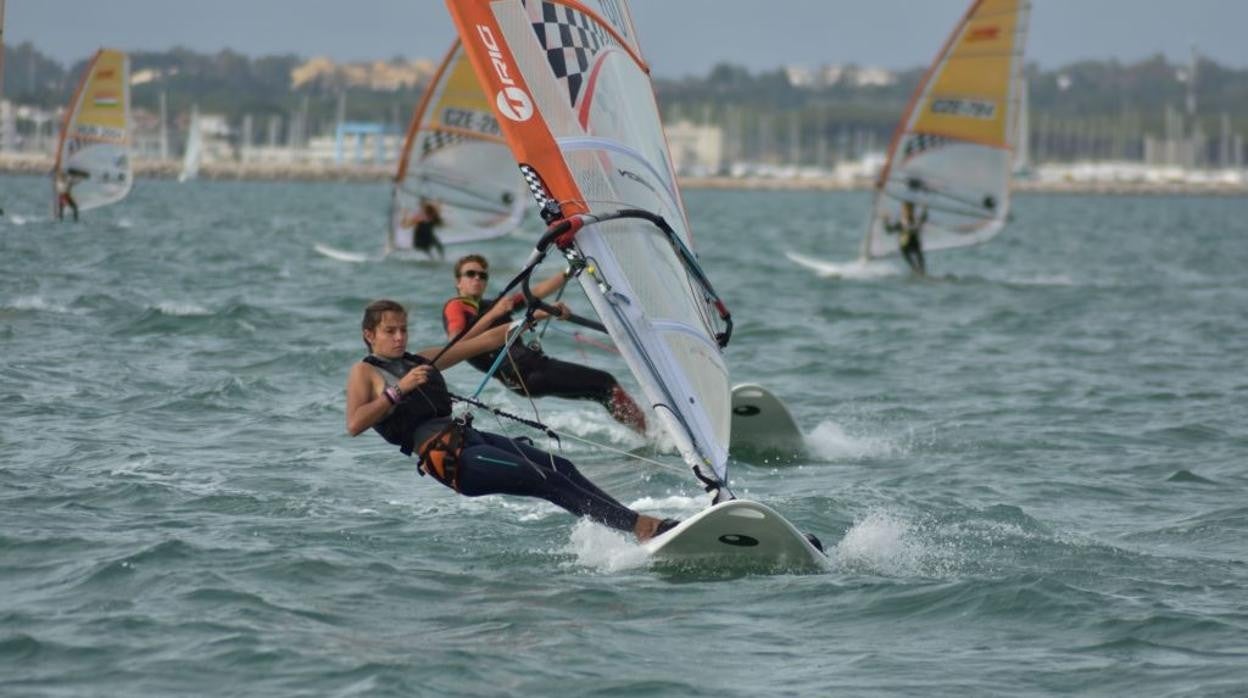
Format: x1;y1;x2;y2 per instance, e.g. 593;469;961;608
51;48;132;213
862;0;1030;259
388;40;527;254
446;0;735;493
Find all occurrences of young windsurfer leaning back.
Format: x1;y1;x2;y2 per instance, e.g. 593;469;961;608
345;299;678;542
442;254;647;434
883;200;928;275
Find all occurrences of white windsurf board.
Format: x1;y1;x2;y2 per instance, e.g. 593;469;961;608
785;250;898;280
730;383;805;460
644;500;828;573
313;243;372;263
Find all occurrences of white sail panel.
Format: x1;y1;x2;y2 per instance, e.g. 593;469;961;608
52;49;132;212
863;0;1030;259
448;0;733;485
179;106;202;183
390;41;527;252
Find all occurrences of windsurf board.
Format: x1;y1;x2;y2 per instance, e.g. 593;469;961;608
644;500;828;573
730;383;805;461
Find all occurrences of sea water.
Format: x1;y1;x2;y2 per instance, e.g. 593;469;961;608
2;174;1246;696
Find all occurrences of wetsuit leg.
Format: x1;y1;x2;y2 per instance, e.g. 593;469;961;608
901;237;924;275
516;356;615;401
515;357;646;432
454;428;639;533
414;225;433;256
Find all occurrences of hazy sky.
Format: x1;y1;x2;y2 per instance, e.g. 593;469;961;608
6;1;1246;76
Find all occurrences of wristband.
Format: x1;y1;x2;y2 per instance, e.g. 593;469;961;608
384;385;402;404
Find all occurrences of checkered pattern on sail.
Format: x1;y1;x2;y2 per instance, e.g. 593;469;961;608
902;132;953;159
419;129;466;159
527;1;617;109
519;163;556;212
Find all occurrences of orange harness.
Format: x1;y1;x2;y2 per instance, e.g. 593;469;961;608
416;418;468;491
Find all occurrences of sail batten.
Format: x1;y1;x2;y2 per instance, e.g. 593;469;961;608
447;0;733;490
862;0;1030;259
389;39;527;254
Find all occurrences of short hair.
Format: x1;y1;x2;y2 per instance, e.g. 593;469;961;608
454;254;489;279
361;299;406;350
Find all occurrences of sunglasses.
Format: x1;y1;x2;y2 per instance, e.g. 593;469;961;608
460;269;489;280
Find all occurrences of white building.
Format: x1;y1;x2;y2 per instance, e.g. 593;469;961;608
664;120;723;176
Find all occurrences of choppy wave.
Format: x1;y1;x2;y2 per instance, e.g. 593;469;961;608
3;178;1247;695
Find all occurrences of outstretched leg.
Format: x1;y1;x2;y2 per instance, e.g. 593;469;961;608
520;358;647;434
607;383;646;433
455;428;640;534
901;238;925;275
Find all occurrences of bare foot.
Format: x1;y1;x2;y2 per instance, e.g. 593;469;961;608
633;514;662;542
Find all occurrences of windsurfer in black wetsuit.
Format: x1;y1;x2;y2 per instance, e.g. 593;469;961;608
883;200;928;275
403;199;445;260
442;254;647;434
346;299;677;541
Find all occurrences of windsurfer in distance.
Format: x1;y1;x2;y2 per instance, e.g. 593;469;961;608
346;299;678;542
883;200;928;275
54;168;85;222
402;199;445;260
442;254;648;435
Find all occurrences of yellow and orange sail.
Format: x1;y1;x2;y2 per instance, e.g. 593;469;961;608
52;48;133;213
863;0;1030;259
388;40;527;255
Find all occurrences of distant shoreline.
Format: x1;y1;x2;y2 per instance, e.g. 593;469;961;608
4;154;1247;196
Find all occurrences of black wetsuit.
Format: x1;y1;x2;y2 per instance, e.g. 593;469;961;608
887;211;927;275
363;352;639;533
413;219;444;259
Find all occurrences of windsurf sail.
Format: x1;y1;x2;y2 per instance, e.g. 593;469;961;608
179;105;202;183
51;48;133;213
446;0;736;498
389;39;528;254
862;0;1030;259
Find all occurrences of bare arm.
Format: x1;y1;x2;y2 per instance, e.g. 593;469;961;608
345;362;391;436
422;322;513;370
345;361;437;435
530;269;569;300
422;308;557;370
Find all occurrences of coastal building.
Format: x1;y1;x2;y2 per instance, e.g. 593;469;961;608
665;120;724;176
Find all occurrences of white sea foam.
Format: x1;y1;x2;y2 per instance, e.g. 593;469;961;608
155;301;212;316
806;420;897;460
835;508;926;576
627;492;704;515
835;508;970;578
7;295;75;314
565;518;650;572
